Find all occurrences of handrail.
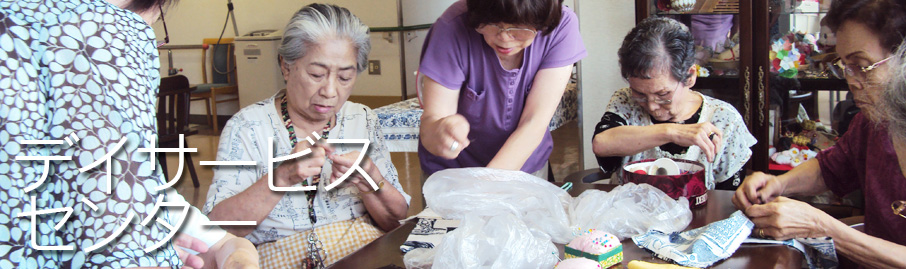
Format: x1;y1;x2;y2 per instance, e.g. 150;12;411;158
369;24;432;33
157;45;205;75
157;44;204;50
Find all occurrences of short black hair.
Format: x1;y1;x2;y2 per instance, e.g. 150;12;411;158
124;0;177;14
466;0;564;36
618;17;696;84
824;0;906;53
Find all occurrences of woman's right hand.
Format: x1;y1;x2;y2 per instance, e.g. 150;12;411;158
425;114;471;159
668;122;723;162
274;141;330;188
733;171;785;210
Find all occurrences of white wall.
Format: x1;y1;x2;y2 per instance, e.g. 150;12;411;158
400;0;458;98
153;0;409;115
575;0;635;169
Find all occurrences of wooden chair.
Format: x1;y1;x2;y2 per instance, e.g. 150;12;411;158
158;75;200;187
190;38;239;133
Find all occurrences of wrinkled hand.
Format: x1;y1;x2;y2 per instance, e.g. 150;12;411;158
745;196;832;240
274;141;332;188
328;150;380;192
733;172;785;210
427;114;471;159
670;122;722;162
174;233;209;269
220;251;258;269
218;238;259;269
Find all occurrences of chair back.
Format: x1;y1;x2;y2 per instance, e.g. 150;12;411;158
158;75;194;144
201;38;237;85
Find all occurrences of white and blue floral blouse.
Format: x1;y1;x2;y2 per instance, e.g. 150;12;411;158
203;91;411;245
0;0;184;267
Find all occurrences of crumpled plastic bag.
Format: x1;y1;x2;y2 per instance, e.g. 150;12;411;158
432;213;559;269
403;246;438;269
569;183;692;240
423;168;574;244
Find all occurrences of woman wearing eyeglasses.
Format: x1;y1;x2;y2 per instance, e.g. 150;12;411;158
734;0;906;267
417;0;586;178
592;17;756;190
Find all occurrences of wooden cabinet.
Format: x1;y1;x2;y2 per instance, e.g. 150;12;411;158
635;0;848;173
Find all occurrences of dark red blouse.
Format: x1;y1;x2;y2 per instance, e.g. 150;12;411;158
818;113;906;246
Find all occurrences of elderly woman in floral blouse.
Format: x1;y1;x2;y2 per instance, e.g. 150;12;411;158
592;17;756;190
203;3;409;268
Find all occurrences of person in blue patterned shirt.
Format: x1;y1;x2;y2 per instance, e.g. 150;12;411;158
0;0;258;267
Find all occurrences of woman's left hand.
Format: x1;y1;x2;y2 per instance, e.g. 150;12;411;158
744;196;832;240
328;151;380;192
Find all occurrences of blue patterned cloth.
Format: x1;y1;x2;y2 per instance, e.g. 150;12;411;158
0;0;182;267
632;210;754;268
374;98;422;152
744;236;838;268
633;210;839;268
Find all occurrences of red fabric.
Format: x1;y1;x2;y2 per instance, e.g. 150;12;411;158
769;163;793;171
768;145;812;171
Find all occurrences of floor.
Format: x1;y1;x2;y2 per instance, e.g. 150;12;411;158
170;97;581;217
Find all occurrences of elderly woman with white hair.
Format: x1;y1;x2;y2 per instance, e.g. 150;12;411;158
203;3;410;267
886;48;906;180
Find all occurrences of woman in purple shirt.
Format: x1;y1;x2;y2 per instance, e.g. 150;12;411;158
733;0;906;267
417;0;586;177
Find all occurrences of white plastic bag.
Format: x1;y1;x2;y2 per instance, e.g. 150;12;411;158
423;168;574;243
569;183;692;240
432;213;559;269
403;247;438;269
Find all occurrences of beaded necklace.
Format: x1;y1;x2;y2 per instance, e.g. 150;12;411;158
280;95;331;223
281;95;331;268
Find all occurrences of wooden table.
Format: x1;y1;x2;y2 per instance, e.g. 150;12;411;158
330;180;803;268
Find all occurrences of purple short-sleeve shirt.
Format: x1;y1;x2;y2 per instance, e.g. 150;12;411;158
417;0;587;175
818;113;906;246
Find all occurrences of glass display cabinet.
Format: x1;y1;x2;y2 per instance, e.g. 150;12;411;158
636;0;849;173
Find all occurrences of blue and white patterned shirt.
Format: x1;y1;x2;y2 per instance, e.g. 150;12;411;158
0;0;187;267
203;91;411;245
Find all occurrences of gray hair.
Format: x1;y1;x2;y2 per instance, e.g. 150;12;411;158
617;17;696;84
278;3;371;73
884;43;906;141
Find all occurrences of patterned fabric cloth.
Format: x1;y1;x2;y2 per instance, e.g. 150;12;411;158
203;90;411;245
632;210;754;268
594;88;757;188
0;0;194;267
634;210;839;269
257;215;384;268
375;98;423;152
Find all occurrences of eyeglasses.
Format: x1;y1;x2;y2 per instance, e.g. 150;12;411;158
630;81;680;105
829;55;892;81
475;24;537;41
893;200;906;219
157;5;169;48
